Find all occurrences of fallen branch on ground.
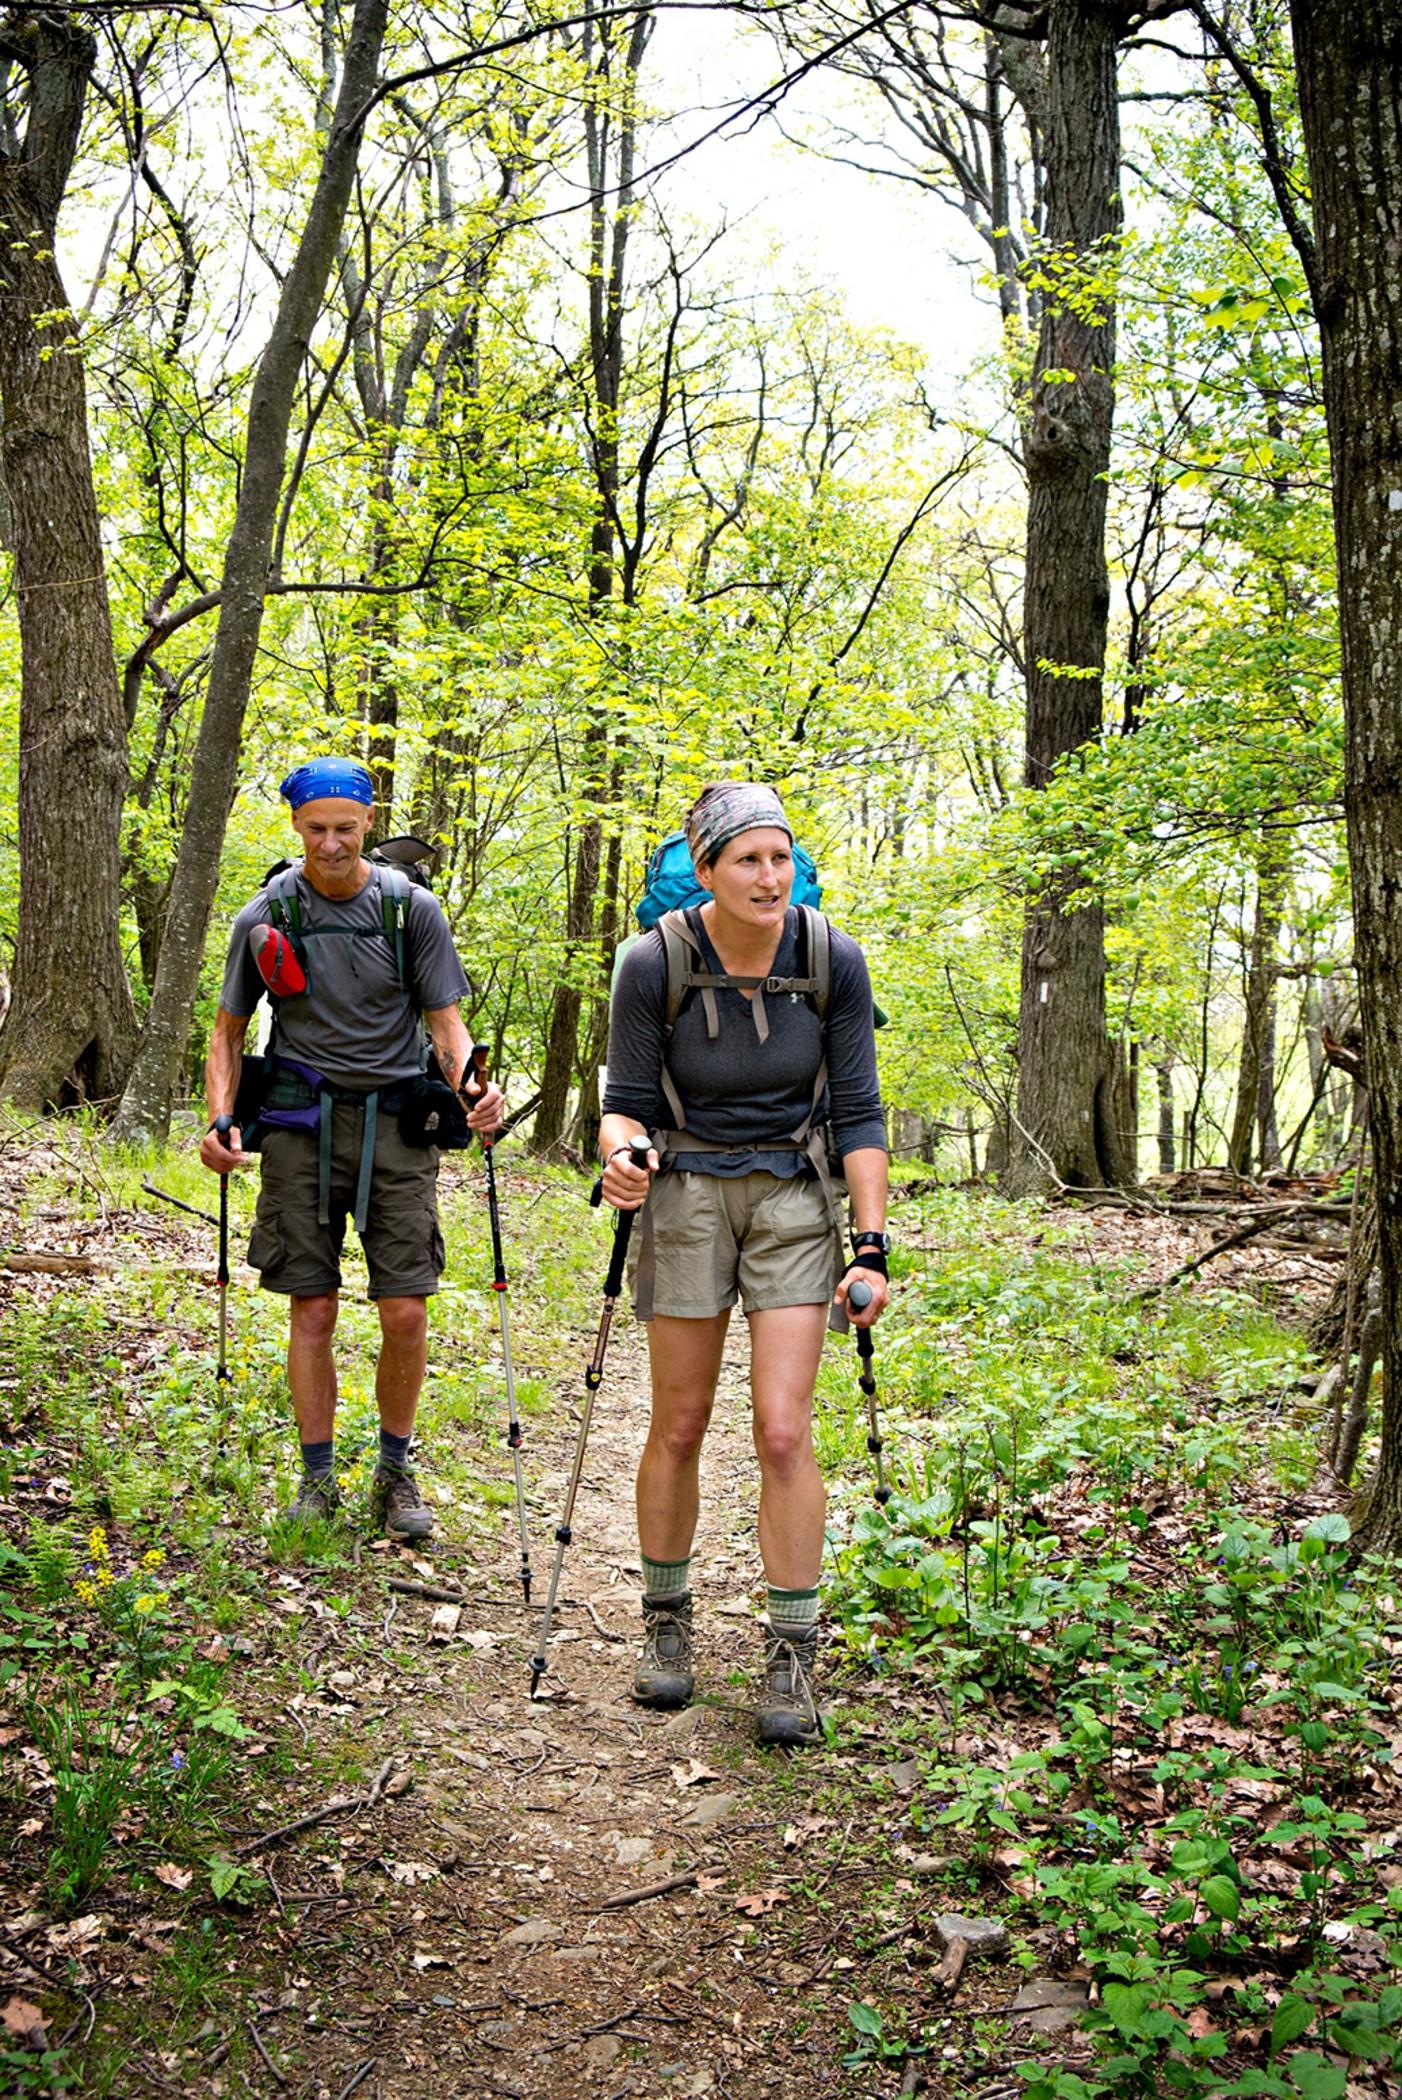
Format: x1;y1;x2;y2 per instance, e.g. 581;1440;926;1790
594;1870;699;1911
386;1577;468;1604
233;1758;404;1856
1133;1204;1311;1298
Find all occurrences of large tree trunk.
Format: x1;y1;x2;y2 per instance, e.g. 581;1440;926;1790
0;14;137;1107
1006;0;1130;1195
1289;0;1402;1550
110;0;390;1145
532;5;652;1156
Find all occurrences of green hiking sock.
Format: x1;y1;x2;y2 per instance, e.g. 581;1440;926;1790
641;1553;691;1604
767;1584;819;1634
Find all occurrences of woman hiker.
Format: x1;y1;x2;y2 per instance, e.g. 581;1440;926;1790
597;780;889;1746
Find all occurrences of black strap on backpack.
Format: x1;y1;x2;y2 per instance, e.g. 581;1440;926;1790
653;904;833;1149
263;861;415;1000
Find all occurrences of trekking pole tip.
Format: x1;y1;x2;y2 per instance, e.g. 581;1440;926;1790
528;1658;546;1698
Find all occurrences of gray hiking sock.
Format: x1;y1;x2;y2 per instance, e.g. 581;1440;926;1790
379;1428;412;1470
300;1439;335;1478
641;1553;691;1603
767;1583;819;1634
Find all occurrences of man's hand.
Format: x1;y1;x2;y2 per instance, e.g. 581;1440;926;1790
200;1122;249;1174
463;1080;505;1134
601;1143;658;1211
835;1265;889;1327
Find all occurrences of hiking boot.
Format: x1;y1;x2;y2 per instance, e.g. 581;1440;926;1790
633;1595;695;1708
283;1471;341;1523
370;1461;434;1543
756;1625;822;1747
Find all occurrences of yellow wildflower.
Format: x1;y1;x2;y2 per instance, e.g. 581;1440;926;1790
75;1579;97;1605
89;1525;109;1562
133;1593;160;1616
142;1549;165;1570
95;1565;113;1589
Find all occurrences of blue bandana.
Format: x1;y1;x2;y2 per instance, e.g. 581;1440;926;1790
279;758;374;810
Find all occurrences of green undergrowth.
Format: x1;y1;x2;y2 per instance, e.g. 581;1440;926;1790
817;1193;1401;2099
0;1129;616;2092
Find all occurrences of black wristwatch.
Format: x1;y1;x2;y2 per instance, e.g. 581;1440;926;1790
852;1230;892;1256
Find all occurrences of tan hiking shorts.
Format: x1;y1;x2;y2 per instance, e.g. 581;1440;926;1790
249;1107;444;1299
636;1167;840;1321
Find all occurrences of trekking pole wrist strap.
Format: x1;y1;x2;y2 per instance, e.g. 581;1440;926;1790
603;1143;645;1168
845;1250;888;1279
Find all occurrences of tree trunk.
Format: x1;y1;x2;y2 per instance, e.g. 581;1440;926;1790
1156;1062;1175;1175
0;14;137;1107
532;5;652;1156
1227;849;1287;1176
1006;0;1129;1195
1288;0;1402;1551
110;0;391;1145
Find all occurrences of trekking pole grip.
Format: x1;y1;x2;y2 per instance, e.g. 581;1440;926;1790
600;1136;653;1298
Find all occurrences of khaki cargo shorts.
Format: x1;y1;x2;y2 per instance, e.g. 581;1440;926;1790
249;1105;444;1299
636;1167;840;1321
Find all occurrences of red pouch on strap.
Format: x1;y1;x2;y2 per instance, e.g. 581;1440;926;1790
250;922;307;998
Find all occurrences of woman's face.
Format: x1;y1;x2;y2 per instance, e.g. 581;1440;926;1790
697;825;794;932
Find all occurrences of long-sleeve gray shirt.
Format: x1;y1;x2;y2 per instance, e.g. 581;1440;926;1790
603;908;886;1176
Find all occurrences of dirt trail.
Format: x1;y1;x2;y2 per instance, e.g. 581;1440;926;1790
262;1323;882;2100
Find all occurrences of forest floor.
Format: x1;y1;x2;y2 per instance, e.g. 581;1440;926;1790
2;1128;1400;2100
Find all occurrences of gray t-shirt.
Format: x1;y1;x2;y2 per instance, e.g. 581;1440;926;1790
219;864;470;1091
602;908;886;1176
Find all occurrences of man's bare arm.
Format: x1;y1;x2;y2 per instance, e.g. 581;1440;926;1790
200;1008;252;1173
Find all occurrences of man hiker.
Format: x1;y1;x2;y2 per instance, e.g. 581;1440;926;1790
200;757;503;1540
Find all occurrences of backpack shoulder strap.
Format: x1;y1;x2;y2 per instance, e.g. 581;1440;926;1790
266;862;303;941
657;909;710;1032
798;906;831;1023
377;864;412;993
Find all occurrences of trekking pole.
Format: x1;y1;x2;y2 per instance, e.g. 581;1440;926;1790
846;1279;890;1507
529;1134;653;1699
213;1114;235;1457
468;1042;533;1604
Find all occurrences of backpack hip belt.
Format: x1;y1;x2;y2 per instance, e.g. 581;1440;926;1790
257;1057;399;1237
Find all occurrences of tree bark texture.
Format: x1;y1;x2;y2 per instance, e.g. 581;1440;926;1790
1007;0;1130;1195
532;6;652;1157
1227;848;1287;1176
1289;0;1402;1550
110;0;391;1144
0;14;138;1107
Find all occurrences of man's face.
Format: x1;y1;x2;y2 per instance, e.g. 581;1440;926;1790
291;798;373;881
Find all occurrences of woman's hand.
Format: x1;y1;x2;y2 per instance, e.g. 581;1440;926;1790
835;1264;889;1326
601;1142;658;1210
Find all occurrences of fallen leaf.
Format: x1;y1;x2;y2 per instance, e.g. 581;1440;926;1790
429;1604;461;1640
696;1873;726;1895
734;1888;788;1917
671;1759;720;1790
18;1819;42;1839
153;1863;194;1892
411;1950;451;1970
387;1861;438;1886
2;1997;45;2048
